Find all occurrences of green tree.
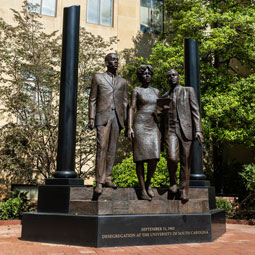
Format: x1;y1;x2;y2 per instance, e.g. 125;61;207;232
122;0;255;193
0;3;61;188
0;1;116;191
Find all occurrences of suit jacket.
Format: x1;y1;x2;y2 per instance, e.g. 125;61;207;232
163;85;202;140
89;72;128;129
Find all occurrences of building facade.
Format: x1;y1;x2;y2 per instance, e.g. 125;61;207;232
0;0;162;53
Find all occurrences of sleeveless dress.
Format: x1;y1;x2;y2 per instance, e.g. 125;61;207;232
131;86;161;162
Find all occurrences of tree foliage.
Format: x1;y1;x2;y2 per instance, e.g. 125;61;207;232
236;164;255;219
124;0;255;144
0;4;61;187
0;2;116;190
240;164;255;193
121;0;255;192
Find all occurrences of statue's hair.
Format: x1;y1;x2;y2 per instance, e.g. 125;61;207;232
167;69;179;77
105;53;117;63
136;65;154;82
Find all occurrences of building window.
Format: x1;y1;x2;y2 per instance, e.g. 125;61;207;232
27;0;57;17
87;0;113;27
140;0;163;34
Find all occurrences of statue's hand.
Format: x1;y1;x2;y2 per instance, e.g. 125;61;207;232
157;105;169;115
195;132;204;145
162;105;170;113
128;128;134;140
88;119;95;130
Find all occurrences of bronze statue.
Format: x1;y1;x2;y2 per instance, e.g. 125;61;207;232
128;65;161;201
160;69;203;202
88;53;128;194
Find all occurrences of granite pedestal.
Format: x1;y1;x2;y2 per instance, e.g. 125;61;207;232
21;186;226;247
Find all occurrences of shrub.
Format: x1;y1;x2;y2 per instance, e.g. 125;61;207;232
0;190;29;220
234;164;255;219
112;155;138;187
216;198;233;218
151;156;169;187
112;154;179;188
239;164;255;193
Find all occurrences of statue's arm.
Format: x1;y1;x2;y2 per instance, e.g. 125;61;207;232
157;91;170;116
88;75;98;130
123;80;128;125
189;88;203;144
128;89;137;139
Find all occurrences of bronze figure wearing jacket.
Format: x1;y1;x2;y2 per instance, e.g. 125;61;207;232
161;69;203;202
128;65;161;200
88;53;128;194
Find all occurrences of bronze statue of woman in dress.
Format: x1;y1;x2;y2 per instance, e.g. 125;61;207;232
128;65;161;200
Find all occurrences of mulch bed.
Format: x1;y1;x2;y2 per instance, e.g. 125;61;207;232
0;219;21;226
227;219;255;225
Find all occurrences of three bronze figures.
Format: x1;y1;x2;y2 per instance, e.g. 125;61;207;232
88;53;203;202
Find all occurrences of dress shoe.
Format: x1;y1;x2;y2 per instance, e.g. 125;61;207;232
179;181;187;190
180;189;189;202
146;183;155;197
141;190;152;201
94;183;102;194
169;184;178;193
104;181;117;188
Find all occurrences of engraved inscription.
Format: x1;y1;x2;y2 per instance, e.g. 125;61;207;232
101;226;209;239
141;226;175;231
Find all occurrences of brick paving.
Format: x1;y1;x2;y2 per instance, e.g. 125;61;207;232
0;223;254;255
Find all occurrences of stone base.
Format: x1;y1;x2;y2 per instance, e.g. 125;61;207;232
38;186;210;215
69;199;208;215
45;178;84;185
190;180;211;186
70;187;209;215
21;209;226;247
190;180;216;210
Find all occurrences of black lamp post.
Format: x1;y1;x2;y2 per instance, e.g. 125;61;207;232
46;5;83;185
184;38;206;181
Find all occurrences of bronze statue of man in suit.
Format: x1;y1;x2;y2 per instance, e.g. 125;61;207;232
88;53;128;194
162;69;203;202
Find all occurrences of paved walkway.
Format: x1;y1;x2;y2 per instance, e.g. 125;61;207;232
0;223;254;255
